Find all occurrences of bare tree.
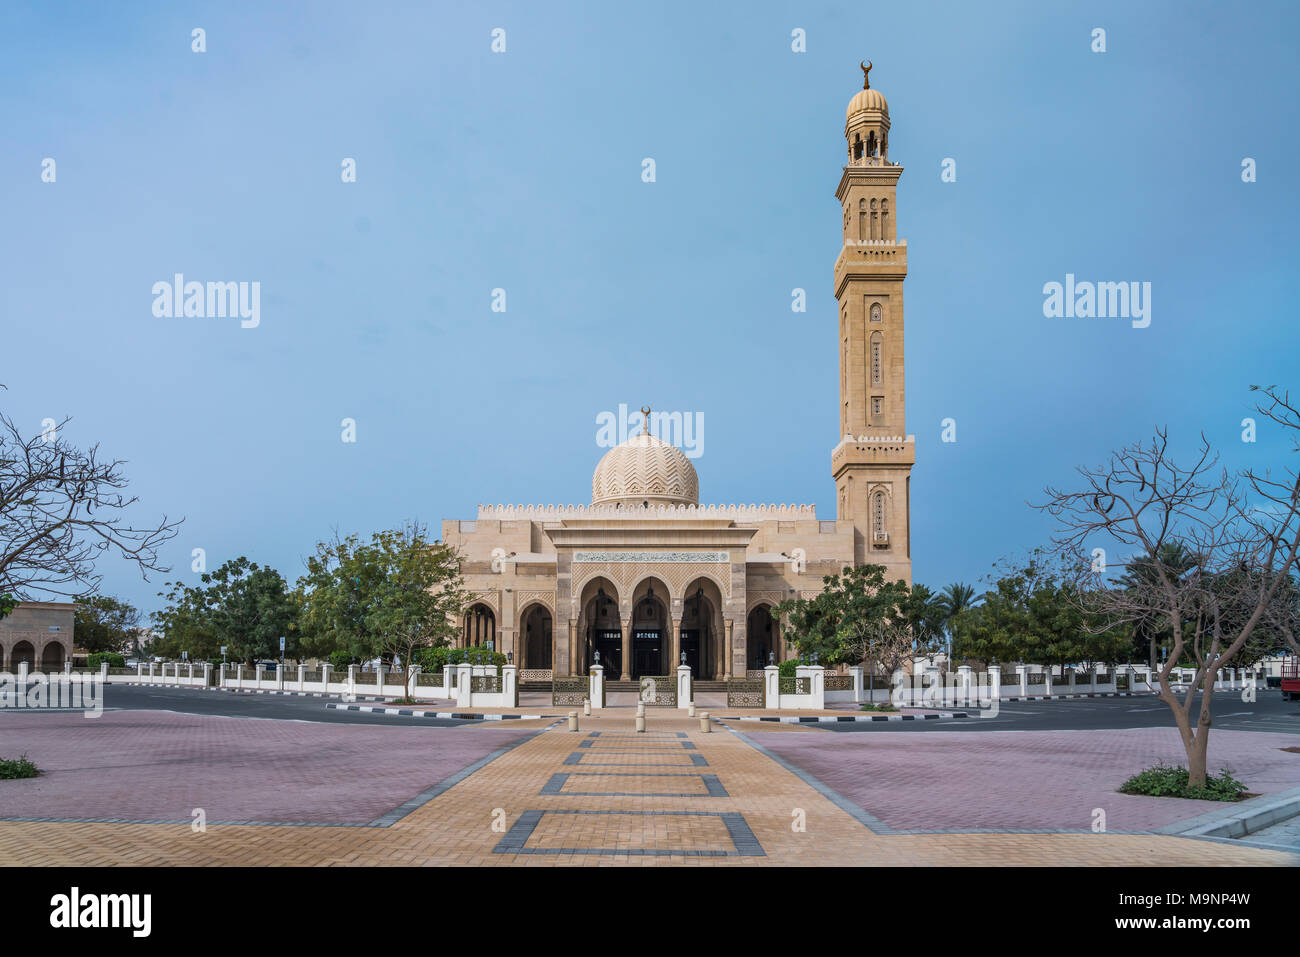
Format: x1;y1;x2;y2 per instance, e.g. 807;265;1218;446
1038;387;1300;787
0;405;182;598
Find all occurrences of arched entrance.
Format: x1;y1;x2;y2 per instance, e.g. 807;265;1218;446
41;642;65;672
578;577;621;677
10;640;35;670
630;579;668;679
682;577;724;679
747;605;777;671
463;603;496;649
521;604;552;670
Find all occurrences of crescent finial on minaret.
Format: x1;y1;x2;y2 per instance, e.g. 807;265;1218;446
861;60;872;89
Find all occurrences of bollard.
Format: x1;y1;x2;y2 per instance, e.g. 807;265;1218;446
568;711;579;732
583;698;591;716
688;703;696;718
635;714;646;733
699;711;711;733
636;701;646;716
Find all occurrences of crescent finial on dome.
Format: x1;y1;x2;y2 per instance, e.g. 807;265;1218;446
861;60;872;89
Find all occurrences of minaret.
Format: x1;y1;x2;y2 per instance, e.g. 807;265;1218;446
831;61;914;580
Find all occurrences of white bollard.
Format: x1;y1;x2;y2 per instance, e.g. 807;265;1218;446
635;714;646;733
699;711;711;733
568;711;579;732
688;703;696;718
583;698;591;716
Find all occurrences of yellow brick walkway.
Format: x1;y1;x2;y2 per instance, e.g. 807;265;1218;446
1;711;1294;866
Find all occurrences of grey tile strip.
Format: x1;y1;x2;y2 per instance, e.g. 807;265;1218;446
491;809;764;857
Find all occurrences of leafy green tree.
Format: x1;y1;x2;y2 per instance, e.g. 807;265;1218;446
772;564;936;672
0;594;15;620
74;594;140;654
298;523;470;689
152;557;296;662
364;524;469;695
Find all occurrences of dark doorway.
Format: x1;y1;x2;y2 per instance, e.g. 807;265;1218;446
593;629;621;676
633;630;662;679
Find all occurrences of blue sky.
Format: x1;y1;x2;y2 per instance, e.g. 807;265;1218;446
2;0;1297;615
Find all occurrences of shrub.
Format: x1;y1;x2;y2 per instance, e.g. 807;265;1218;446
0;755;40;780
87;652;126;670
328;650;357;671
860;702;898;712
416;645;505;672
1118;763;1247;802
778;658;800;678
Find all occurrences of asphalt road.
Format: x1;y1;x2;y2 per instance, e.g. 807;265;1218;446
69;683;510;728
14;683;1300;736
822;690;1300;733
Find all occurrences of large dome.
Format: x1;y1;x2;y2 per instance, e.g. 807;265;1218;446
592;431;699;507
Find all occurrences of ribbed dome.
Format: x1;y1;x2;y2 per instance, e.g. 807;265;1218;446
591;432;699;507
846;87;889;118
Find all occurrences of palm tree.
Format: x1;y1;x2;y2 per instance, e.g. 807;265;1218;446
1118;542;1198;669
938;582;976;669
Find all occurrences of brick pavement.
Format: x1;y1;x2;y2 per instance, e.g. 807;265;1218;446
0;709;1296;865
748;725;1300;832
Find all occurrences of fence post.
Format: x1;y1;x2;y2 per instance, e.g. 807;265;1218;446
502;664;518;707
676;662;692;710
764;665;780;709
957;664;973;707
100;660;110;682
988;665;1001;702
456;662;473;708
444;664;455;698
588;663;604;710
1016;665;1028;698
1043;666;1054;699
849;665;864;704
321;663;332;692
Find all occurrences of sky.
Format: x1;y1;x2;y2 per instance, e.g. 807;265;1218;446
2;0;1298;617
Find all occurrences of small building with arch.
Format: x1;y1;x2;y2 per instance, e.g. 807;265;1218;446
0;600;76;672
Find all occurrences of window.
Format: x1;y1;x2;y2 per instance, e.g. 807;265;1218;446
871;395;883;416
870;332;882;386
870;302;882;323
873;491;888;544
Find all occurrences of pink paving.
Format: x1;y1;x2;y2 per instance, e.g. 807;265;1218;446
0;711;531;824
750;727;1300;832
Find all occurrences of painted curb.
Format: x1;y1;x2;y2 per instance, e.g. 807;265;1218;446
713;711;973;724
326;703;551;721
1161;784;1300;840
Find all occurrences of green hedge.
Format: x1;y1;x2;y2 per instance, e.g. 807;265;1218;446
778;659;800;678
87;652;126;669
416;645;506;672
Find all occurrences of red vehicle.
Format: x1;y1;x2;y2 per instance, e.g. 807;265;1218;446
1282;658;1300;701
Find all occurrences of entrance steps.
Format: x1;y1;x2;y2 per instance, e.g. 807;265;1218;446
519;679;729;694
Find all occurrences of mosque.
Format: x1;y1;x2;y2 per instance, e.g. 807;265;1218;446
441;64;914;682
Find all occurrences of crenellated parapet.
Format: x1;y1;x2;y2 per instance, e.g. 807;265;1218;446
475;503;818;522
